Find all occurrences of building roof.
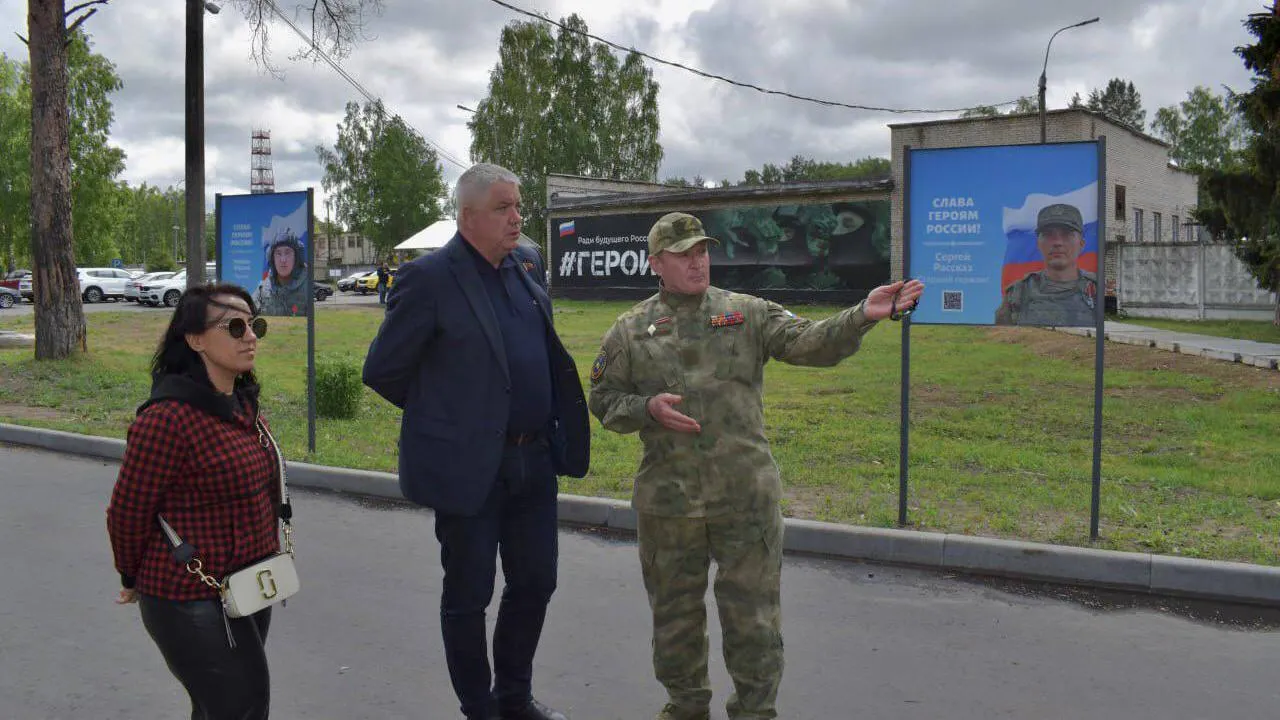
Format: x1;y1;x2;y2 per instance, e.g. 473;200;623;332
548;177;892;214
546;172;674;189
889;108;1172;150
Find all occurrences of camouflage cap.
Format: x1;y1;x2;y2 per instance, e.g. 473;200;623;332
1037;203;1083;234
648;212;719;255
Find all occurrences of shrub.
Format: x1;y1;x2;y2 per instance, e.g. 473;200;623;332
315;359;362;419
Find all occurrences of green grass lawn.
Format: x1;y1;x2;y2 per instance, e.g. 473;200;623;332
1115;315;1280;344
2;301;1278;564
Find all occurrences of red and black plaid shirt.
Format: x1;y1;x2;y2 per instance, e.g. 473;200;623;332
107;399;282;601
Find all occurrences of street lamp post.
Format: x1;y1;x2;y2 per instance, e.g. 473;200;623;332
457;104;487;163
1039;17;1099;143
185;0;221;288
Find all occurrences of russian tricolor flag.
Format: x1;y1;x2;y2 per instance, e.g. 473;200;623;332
559;220;576;237
1000;183;1098;293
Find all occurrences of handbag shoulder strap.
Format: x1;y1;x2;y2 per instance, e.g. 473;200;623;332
255;415;292;523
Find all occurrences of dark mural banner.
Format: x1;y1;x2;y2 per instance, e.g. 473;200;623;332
550;199;891;301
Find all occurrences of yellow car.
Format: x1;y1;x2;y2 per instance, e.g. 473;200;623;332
355;268;396;294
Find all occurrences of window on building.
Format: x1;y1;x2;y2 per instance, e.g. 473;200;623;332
1115;184;1127;220
347;236;356;248
1134;208;1144;242
1172;215;1179;242
1153;212;1162;242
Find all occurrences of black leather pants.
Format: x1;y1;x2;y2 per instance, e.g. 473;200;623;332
139;594;272;720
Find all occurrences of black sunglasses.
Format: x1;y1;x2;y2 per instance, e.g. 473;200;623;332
212;316;268;339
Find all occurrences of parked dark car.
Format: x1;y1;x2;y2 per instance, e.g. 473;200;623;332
337;270;374;292
314;282;334;302
0;285;18;308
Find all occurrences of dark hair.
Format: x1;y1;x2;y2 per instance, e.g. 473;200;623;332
151;283;260;389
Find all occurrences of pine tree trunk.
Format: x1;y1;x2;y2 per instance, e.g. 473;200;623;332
28;0;87;359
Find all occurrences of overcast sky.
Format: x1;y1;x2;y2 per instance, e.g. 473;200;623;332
0;0;1264;214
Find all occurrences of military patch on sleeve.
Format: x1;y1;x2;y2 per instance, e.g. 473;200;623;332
522;260;536;274
590;349;608;383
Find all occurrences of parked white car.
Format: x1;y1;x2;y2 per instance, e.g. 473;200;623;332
18;276;33;302
125;271;176;302
78;267;137;303
139;270;188;307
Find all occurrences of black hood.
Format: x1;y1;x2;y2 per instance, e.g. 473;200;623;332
139;365;260;421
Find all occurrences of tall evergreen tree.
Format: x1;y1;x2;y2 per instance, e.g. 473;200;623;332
1200;5;1280;325
1087;78;1147;131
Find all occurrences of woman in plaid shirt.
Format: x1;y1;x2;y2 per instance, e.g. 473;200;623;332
108;283;281;719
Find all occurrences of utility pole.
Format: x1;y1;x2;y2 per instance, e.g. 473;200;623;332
186;0;220;286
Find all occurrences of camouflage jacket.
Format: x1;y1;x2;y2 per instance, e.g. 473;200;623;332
588;286;878;517
253;273;310;317
994;270;1097;327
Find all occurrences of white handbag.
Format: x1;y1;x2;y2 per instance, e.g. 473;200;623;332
158;416;298;636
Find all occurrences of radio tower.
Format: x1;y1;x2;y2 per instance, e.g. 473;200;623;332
250;129;275;194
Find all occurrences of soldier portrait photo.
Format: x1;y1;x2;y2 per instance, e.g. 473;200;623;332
588;211;922;720
994;202;1098;326
253;229;310;317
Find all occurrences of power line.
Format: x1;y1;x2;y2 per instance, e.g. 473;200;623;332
261;0;470;169
485;0;1019;114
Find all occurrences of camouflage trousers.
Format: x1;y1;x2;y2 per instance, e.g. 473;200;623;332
637;505;785;720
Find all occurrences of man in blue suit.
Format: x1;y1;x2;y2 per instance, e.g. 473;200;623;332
363;163;589;720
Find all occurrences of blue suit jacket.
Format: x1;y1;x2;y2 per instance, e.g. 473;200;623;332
362;234;589;515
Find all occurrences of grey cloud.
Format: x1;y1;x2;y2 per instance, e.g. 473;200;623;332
0;0;1266;200
658;0;1259;182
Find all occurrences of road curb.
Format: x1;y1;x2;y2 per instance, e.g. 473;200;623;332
1058;325;1280;371
3;422;1277;606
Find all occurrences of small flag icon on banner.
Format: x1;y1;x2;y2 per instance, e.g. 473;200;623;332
559;220;576;237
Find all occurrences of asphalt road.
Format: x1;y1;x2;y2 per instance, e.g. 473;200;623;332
2;444;1277;720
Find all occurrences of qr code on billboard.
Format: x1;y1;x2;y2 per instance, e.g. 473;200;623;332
942;290;963;311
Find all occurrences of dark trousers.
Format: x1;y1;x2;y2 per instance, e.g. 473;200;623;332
434;440;559;719
377;283;387;304
139;594;272;720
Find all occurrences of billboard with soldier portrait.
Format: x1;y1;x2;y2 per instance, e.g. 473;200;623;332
550;199;890;301
216;191;313;317
906;141;1102;326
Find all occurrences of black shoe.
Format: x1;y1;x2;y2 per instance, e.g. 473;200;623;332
500;698;568;720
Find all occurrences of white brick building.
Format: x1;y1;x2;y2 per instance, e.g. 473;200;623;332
316;231;376;268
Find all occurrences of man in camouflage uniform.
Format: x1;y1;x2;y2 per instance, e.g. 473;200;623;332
994;203;1098;326
587;212;924;720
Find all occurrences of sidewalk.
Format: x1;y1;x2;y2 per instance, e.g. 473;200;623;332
1058;320;1280;370
3;421;1279;607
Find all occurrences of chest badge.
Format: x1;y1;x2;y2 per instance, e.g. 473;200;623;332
1082;282;1096;310
647;316;673;337
709;311;745;328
